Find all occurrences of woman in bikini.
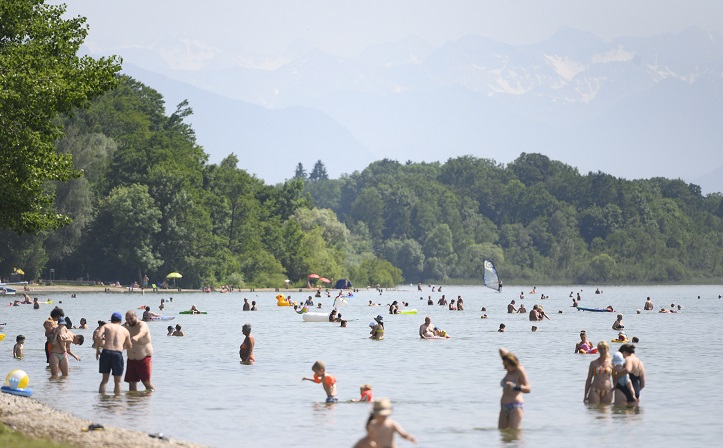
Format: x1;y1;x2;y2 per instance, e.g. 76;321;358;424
49;318;81;377
583;340;613;405
498;348;531;430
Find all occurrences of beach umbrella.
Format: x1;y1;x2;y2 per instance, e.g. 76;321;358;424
13;268;24;276
320;277;330;283
166;272;182;287
307;274;319;279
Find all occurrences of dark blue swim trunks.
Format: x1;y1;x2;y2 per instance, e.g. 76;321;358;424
99;349;124;376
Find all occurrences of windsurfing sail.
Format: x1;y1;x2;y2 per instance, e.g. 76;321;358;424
483;259;501;292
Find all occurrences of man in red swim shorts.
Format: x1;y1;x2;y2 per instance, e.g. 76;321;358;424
124;310;155;392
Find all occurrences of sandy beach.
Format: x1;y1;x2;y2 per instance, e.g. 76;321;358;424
0;394;206;448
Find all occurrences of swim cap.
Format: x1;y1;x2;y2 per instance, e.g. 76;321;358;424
612;352;625;366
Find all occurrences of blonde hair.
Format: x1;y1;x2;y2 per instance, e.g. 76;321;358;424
360;384;372;391
312;360;326;371
500;352;519;367
597;340;610;357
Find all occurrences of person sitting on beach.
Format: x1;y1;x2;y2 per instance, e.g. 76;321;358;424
173;324;185;336
13;335;25;359
167;325;174;336
419;316;435;339
302;360;337;403
142;306;160;321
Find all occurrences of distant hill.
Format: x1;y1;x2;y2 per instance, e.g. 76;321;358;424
102;27;723;189
120;64;374;183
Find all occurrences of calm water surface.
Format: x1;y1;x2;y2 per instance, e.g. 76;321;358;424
3;285;723;447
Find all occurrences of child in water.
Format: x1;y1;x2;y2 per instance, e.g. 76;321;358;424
13;335;25;359
612;352;638;403
353;384;373;402
302;360;337;403
366;398;417;447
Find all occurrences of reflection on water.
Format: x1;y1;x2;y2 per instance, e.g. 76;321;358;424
5;285;723;447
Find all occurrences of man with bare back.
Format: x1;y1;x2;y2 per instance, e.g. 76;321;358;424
96;312;131;395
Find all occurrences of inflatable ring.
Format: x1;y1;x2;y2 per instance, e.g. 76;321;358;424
1;385;32;397
610;339;629;343
399;309;418;315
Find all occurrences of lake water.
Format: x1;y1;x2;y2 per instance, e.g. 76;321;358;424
3;285;723;447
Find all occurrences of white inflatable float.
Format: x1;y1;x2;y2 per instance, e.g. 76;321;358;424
302;312;332;322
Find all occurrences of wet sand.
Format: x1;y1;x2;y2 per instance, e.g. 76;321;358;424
0;394;206;448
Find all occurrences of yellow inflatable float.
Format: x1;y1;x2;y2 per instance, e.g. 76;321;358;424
276;294;290;306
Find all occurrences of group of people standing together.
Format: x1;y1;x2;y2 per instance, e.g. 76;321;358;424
42;306;155;395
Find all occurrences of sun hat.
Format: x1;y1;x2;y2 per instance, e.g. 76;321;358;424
374;315;383;323
372;398;393;416
612;352;625;366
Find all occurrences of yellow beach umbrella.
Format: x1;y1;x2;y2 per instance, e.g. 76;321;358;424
166;272;182;287
13;268;24;275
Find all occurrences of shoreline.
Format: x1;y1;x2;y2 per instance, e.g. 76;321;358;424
0;394;206;448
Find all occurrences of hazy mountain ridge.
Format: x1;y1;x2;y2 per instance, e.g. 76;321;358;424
105;27;723;192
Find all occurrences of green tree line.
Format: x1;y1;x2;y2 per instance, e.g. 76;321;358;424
2;1;722;287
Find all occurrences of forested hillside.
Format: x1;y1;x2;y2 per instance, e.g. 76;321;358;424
301;155;723;284
2;75;722;287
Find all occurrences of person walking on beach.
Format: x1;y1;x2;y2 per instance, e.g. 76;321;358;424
239;323;255;364
96;312;131;395
124;310;155;392
498;348;530;430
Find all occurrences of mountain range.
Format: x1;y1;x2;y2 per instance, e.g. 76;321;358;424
108;27;723;193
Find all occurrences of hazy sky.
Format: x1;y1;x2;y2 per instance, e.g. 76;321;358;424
59;0;722;58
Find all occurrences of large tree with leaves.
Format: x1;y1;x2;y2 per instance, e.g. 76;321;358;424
0;0;121;233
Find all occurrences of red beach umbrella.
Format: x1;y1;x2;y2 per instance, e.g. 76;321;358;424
307;274;320;279
320;277;330;283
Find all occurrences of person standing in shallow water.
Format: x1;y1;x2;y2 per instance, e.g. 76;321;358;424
498;348;530;430
239;323;255;364
124;310;155;392
97;312;131;395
